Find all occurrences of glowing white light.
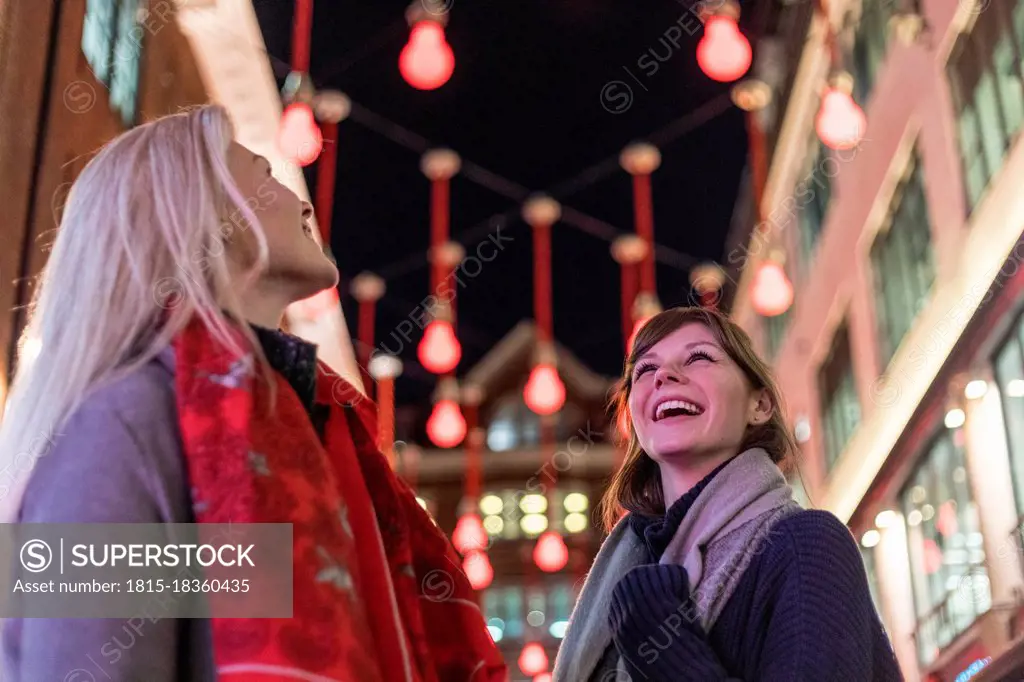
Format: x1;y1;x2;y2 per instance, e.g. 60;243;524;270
945;408;966;429
563;493;589;513
875;510;897;529
480;494;504;516
564;512;588;533
520;513;548;536
520;494;548;514
964;380;988;400
861;529;880;548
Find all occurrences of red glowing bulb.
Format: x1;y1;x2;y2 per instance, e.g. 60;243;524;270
453;513;488;554
523;363;566;415
816;87;867;150
277;102;323;166
750;261;793;317
418;320;462;374
399;21;455;90
519;643;549;676
426;399;466;448
696;15;752;83
533;531;568;573
534;675;553;682
463;550;493;590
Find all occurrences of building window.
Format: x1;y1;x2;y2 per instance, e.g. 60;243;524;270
849;0;892;105
478;489;590;542
819;325;861;471
871;154;935;367
764;310;788;359
900;430;989;665
994;312;1024;515
485;396;584;452
82;0;143;126
798;141;834;266
483;579;576;644
948;1;1024;211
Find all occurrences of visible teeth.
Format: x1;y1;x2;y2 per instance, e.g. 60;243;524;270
655;400;702;421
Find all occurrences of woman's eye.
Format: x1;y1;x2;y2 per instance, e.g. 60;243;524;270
633;363;656;380
687;350;715;364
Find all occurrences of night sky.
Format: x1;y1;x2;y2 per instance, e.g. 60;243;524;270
254;0;756;417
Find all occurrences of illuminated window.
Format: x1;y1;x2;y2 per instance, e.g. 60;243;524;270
900;431;989;664
81;0;143;126
818;324;861;471
871;154;935;366
848;0;893;106
798;140;834;266
995;312;1024;515
948;2;1024;211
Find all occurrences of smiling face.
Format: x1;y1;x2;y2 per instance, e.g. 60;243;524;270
627;322;772;465
224;142;338;297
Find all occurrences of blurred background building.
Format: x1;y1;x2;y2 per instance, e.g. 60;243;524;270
730;1;1024;680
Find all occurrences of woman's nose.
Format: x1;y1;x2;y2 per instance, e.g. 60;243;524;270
654;365;683;387
301;201;314;221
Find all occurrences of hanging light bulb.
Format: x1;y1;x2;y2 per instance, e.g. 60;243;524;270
816;74;866;150
524;363;566;415
533;531;568;573
418;319;462;374
519;643;549;677
696;3;751;83
463;550;493;590
750;259;793;317
534;675;553;682
427;399;466;448
453;513;487;554
399;21;455;90
277;102;323;166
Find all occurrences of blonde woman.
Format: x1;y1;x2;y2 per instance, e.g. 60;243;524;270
0;106;504;682
554;307;901;682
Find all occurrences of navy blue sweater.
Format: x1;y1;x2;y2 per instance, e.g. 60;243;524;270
605;463;903;681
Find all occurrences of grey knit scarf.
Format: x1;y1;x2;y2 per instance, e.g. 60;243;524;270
552;448;800;682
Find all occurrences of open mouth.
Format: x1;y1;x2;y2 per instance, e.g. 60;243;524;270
653;399;704;422
301;222;315;241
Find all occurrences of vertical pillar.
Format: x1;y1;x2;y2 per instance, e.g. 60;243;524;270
876;515;923;681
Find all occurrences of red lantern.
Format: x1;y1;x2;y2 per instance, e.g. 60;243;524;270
750;261;793;317
399;21;455;90
426;399;466;448
696;15;752;83
453;513;487;554
816;86;866;150
418;320;462;374
523;363;566;415
519;643;549;677
277;102;323;166
533;531;568;573
463;550;493;589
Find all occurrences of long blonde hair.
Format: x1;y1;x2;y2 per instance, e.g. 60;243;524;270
599;306;800;531
0;105;270;522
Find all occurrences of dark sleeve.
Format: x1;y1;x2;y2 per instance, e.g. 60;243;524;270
608;564;740;681
755;511;903;681
3;400;183;682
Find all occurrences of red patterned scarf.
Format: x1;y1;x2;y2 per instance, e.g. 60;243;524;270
173;317;507;681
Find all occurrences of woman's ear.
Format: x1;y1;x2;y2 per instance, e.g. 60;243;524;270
748;388;773;426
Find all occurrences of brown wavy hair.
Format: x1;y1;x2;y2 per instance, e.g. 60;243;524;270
599;306;799;531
